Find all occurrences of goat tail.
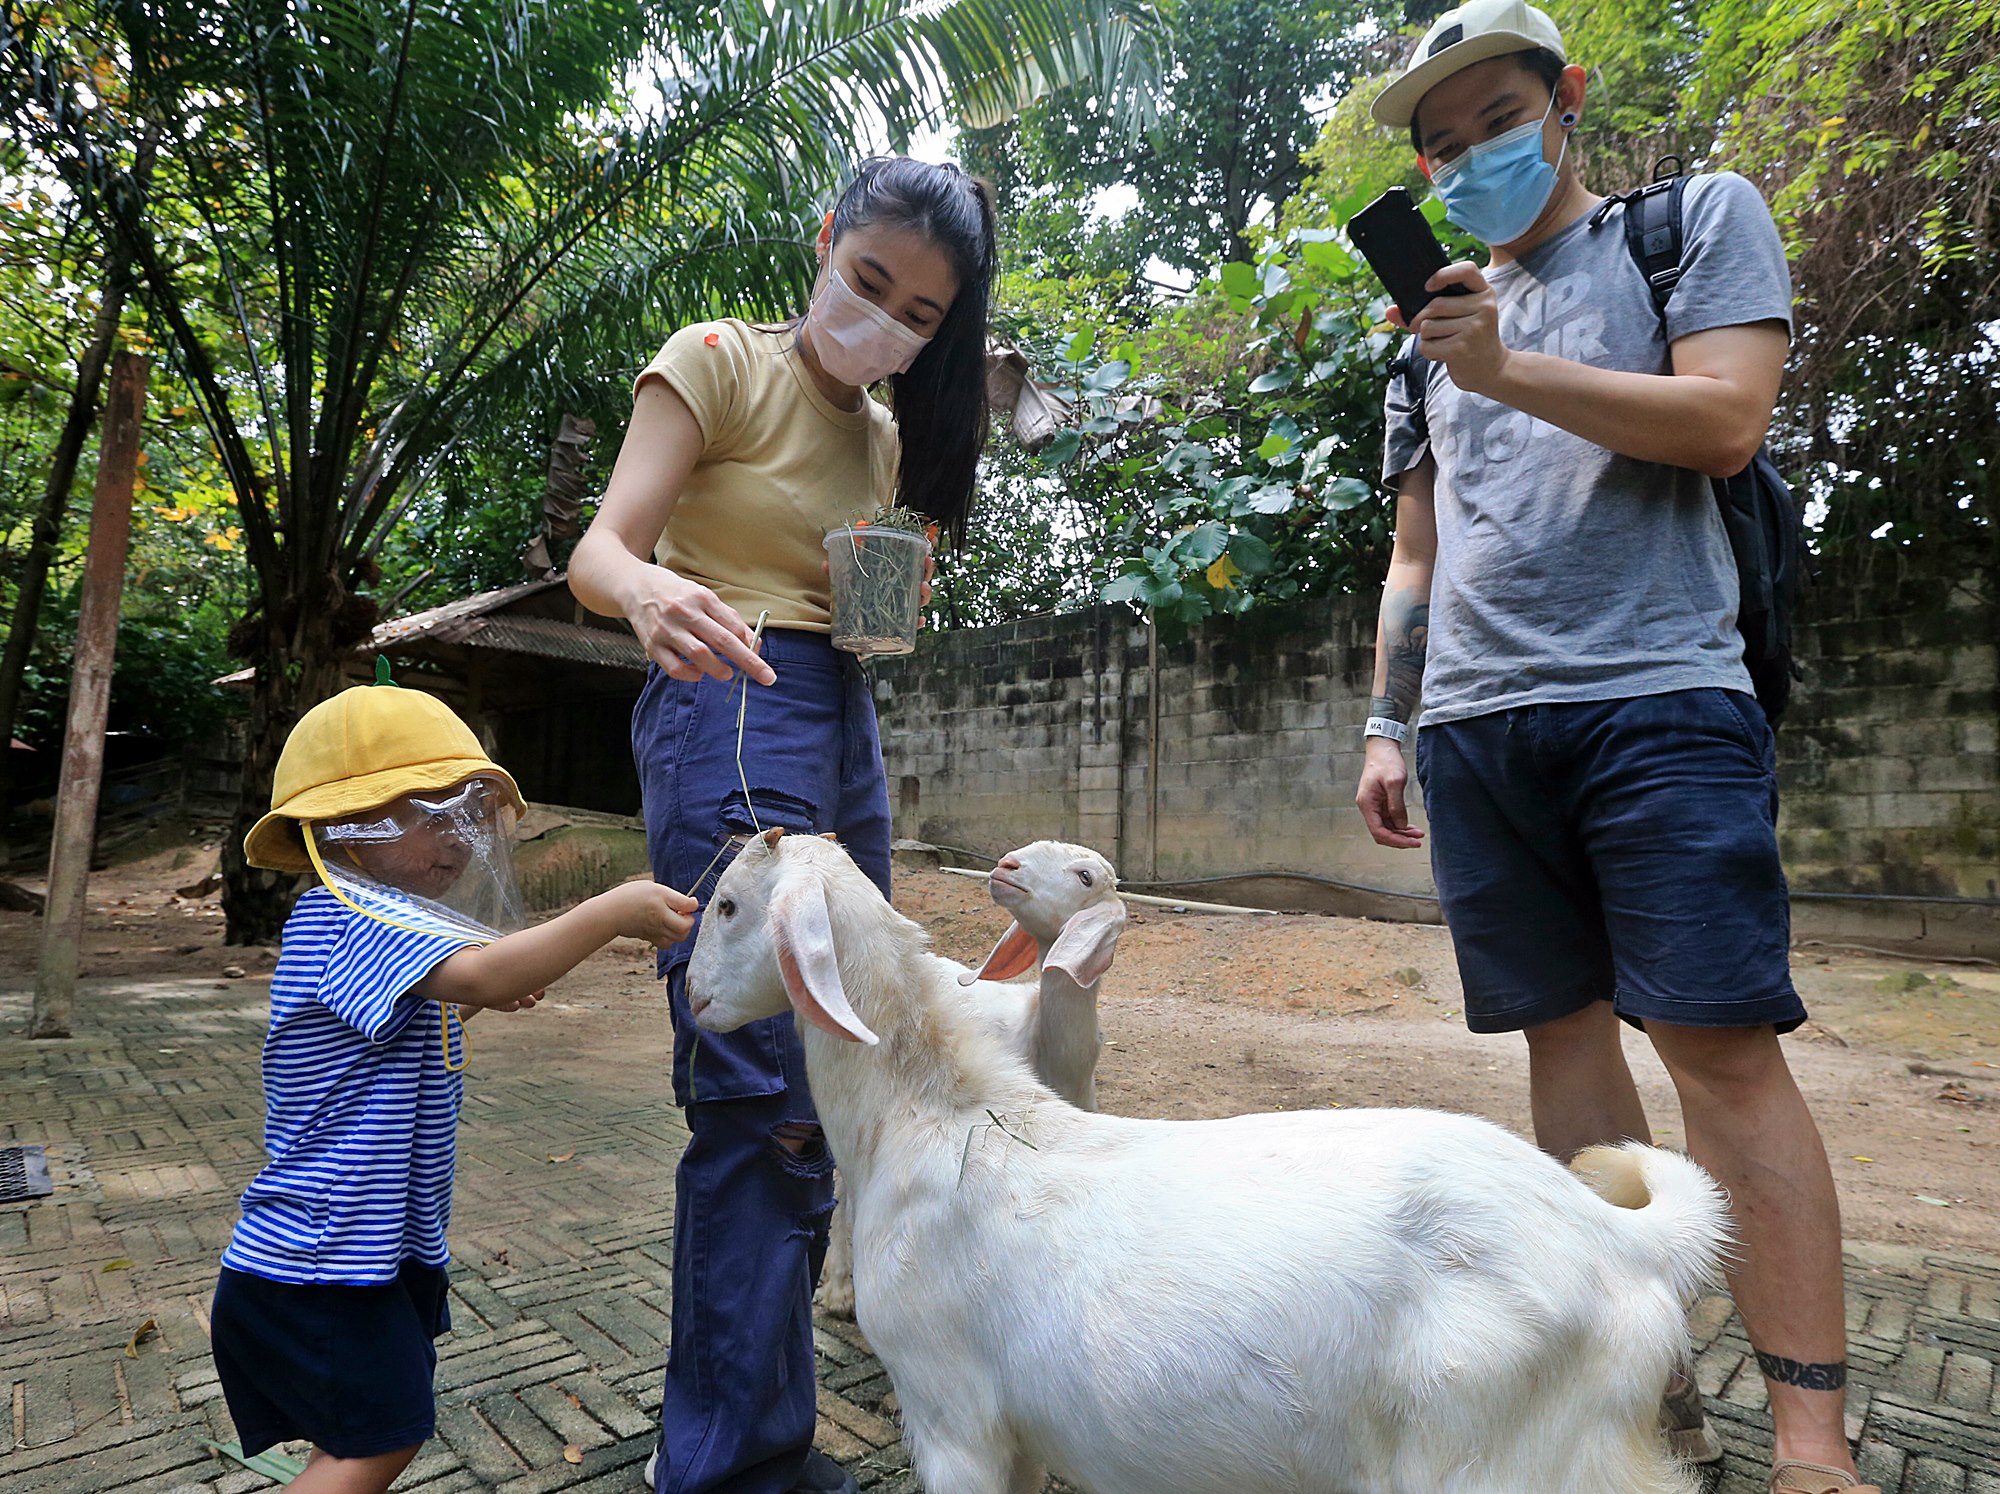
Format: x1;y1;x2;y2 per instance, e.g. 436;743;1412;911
1570;1142;1733;1306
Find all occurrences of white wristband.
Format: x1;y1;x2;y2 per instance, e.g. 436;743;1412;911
1364;716;1410;743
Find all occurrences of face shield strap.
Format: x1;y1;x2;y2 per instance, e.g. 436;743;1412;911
302;820;481;1073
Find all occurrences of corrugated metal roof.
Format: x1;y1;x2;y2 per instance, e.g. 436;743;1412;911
370;575;569;648
453;615;647;670
213;573;645;685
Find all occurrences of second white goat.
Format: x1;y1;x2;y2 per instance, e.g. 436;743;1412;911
818;839;1126;1316
692;831;1728;1494
961;839;1125;1111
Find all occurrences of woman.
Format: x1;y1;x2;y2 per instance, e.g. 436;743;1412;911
570;155;997;1494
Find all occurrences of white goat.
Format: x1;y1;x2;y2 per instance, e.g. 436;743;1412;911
818;840;1127;1316
693;831;1728;1494
960;839;1125;1112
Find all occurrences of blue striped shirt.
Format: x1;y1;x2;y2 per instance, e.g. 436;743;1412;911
222;887;480;1285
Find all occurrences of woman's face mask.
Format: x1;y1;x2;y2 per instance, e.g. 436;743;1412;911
1430;94;1570;247
804;265;932;386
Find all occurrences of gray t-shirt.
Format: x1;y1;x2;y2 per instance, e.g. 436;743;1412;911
1381;172;1794;725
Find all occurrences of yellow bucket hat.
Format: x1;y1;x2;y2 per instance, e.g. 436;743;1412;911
243;681;525;873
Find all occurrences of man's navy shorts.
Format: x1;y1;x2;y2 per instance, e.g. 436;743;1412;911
1415;687;1805;1035
210;1259;450;1458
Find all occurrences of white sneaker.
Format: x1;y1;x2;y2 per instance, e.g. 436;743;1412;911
639;1449;657;1489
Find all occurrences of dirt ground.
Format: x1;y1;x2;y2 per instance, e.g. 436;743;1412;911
8;823;1997;1254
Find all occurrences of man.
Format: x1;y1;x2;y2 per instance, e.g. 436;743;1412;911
1354;4;1872;1491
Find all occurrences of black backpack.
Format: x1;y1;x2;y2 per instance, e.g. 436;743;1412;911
1591;160;1811;724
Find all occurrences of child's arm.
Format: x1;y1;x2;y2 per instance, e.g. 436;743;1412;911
414;881;696;1012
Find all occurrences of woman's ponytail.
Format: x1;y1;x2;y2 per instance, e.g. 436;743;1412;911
829;157;998;549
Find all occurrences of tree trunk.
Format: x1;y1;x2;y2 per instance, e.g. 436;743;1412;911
0;251;135;795
219;593;354;944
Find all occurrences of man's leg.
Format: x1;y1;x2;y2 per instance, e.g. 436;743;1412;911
1646;1020;1857;1475
1520;999;1730;1461
1520;999;1652;1161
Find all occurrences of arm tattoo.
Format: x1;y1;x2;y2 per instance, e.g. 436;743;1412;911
1375;590;1430;725
1754;1351;1847;1391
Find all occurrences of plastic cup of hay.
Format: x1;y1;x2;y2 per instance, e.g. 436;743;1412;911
823;522;931;658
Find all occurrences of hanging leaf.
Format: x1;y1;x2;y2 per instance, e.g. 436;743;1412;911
1322;477;1373;511
1226;532;1273;575
1039;430;1083;467
1301;239;1355;274
1082;359;1133;394
1218;261;1260;302
1256;415;1303;464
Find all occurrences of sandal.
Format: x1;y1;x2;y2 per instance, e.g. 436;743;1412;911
1769;1459;1880;1494
1660;1366;1722;1464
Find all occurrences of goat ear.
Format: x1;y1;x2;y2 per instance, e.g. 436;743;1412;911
1044;900;1128;987
769;875;877;1045
760;826;786;849
963;920;1038;985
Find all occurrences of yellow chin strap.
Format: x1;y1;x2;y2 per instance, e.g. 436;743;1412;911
303;829;474;1073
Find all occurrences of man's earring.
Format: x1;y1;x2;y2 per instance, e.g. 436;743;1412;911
1560;111;1578;127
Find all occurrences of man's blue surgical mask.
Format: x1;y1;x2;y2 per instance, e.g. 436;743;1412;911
1430;96;1570;246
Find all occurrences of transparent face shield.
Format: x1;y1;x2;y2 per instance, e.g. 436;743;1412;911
303;777;524;1069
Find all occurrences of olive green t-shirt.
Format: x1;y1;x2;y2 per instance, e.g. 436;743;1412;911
636;319;898;632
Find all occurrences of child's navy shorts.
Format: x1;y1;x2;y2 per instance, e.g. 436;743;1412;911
1415;688;1806;1035
210;1259;451;1458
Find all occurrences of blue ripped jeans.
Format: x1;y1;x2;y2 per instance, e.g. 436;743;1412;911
632;630;892;1494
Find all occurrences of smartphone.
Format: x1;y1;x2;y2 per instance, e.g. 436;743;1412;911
1347;187;1469;324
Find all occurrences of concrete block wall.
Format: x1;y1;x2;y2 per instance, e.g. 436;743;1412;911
873;592;1433;897
873;544;1997;937
1779;547;1998;900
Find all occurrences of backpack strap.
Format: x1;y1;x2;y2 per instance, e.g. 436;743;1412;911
1589;156;1691;318
1624;172;1689;314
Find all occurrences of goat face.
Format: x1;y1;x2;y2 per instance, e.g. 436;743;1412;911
687;828;878;1045
968;840;1126;987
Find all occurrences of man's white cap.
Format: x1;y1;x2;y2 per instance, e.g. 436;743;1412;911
1370;0;1565;129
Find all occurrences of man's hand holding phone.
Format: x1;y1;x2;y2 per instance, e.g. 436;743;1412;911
1397;261;1513;397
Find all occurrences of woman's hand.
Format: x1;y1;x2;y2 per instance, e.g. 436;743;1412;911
625;567;776;685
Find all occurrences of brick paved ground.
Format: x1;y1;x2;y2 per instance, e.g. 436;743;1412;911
3;973;1996;1492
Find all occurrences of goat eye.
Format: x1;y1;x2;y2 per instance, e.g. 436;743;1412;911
1077;869;1094;887
717;898;736;918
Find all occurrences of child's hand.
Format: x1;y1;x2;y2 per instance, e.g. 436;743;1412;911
466;991;543;1018
598;879;698;947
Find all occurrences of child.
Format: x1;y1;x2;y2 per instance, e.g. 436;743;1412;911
211;680;695;1493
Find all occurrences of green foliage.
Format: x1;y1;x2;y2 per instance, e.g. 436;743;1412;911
1279;67;1426;239
1084;211;1401;633
967;0;1396;275
4;0;1164;635
15;586;237;753
974;179;1408;639
1694;0;1999;546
